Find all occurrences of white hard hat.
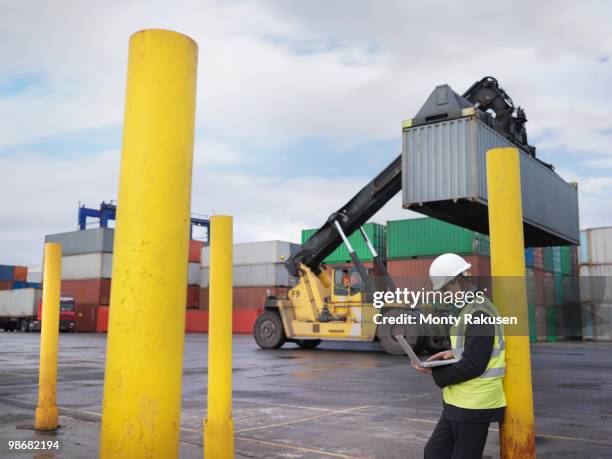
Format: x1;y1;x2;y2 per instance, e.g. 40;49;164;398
429;253;472;291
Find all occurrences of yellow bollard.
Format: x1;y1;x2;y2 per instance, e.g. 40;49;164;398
35;242;62;431
486;147;536;458
99;29;198;459
204;215;234;459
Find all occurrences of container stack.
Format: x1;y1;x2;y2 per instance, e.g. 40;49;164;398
0;265;38;290
45;228;206;332
45;228;114;332
196;241;299;333
385;218;492;294
579;227;612;341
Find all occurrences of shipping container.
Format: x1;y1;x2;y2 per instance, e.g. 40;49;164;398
186;285;199;309
535;304;547;342
45;228;115;255
96;306;109;332
579;264;612;303
526;268;535;305
570;246;578;275
581;303;594;340
524;248;535;267
592;302;612;341
543;247;554;271
579;227;612;265
402;113;579;246
301;223;385;264
534;268;546;305
546;305;558;342
61;279;111;305
544;271;554;305
11;282;27;289
13;266;27;282
198;286;290;310
554;273;564;305
560;246;572;275
552;247;562;273
533;248;544;269
201;240;301;267
74;304;99;332
26;267;42;283
528;303;537;343
188;262;200;286
0;281;12;290
387;255;491;295
61;253;113;280
189;240;205;263
386;218;489;259
0;288;42;317
0;265;13;281
200;263;295;288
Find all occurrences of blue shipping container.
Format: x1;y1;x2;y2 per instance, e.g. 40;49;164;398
0;265;14;281
525;248;535;267
12;281;27;289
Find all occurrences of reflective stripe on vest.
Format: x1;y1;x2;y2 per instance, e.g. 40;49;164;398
443;297;507;410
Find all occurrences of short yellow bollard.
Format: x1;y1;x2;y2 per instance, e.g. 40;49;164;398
204;215;234;459
486;147;536;458
35;242;62;431
99;29;198;459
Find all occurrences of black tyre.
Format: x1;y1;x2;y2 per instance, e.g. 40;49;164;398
19;320;29;332
253;311;286;349
377;308;424;356
295;339;321;349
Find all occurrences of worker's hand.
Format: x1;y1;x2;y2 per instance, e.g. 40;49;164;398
411;362;432;375
426;350;454;362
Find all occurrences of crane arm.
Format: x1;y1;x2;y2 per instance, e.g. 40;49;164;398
285;154;402;277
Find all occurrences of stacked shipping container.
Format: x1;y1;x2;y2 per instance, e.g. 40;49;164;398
579;227;612;341
0;265;38;290
301;223;386;263
196;241;299;333
45;228;206;332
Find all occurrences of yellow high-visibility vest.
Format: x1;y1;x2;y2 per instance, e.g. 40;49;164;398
443;298;506;410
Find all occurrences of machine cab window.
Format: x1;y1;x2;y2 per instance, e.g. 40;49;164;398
333;267;370;297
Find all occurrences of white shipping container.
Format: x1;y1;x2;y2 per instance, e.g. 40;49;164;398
579;264;612;303
581;227;612;265
27;267;42;283
581;303;593;340
61;253;113;280
0;289;42;317
188;262;200;286
201;241;300;267
200;263;295;288
593;302;612;341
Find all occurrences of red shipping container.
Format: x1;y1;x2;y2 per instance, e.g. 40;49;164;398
75;304;98;332
0;281;12;290
186;285;199;309
534;268;546;305
199;286;290;310
61;279;111;305
13;266;28;282
189;240;205;263
544;271;555;305
96;306;109;332
533;248;544;269
185;310;208;332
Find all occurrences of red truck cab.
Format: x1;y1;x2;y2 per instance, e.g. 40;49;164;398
35;296;77;332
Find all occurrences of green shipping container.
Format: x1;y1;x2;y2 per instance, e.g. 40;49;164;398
560;246;572;275
526;268;536;305
553;273;564;305
528;303;537;343
301;222;386;264
552;246;562;273
543;247;554;271
386;218;490;259
546;305;558;342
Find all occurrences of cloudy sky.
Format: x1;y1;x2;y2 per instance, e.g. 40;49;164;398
1;0;612;266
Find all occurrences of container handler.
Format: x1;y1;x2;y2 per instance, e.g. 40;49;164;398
254;77;540;355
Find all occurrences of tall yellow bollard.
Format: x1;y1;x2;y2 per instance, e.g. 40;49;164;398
204;215;234;459
99;29;198;459
486;147;536;458
35;242;62;431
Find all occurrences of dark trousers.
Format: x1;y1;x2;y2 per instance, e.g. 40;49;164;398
424;417;490;459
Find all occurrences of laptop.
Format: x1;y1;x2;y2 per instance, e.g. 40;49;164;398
395;335;460;368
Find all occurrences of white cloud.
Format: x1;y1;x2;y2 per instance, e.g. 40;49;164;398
1;0;612;266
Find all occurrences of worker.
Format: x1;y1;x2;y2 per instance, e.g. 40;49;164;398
413;253;506;459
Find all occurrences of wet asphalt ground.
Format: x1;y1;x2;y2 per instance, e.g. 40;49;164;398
0;332;611;458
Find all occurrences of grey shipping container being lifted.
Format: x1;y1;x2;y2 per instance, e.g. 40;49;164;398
45;228;115;255
401;85;579;247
